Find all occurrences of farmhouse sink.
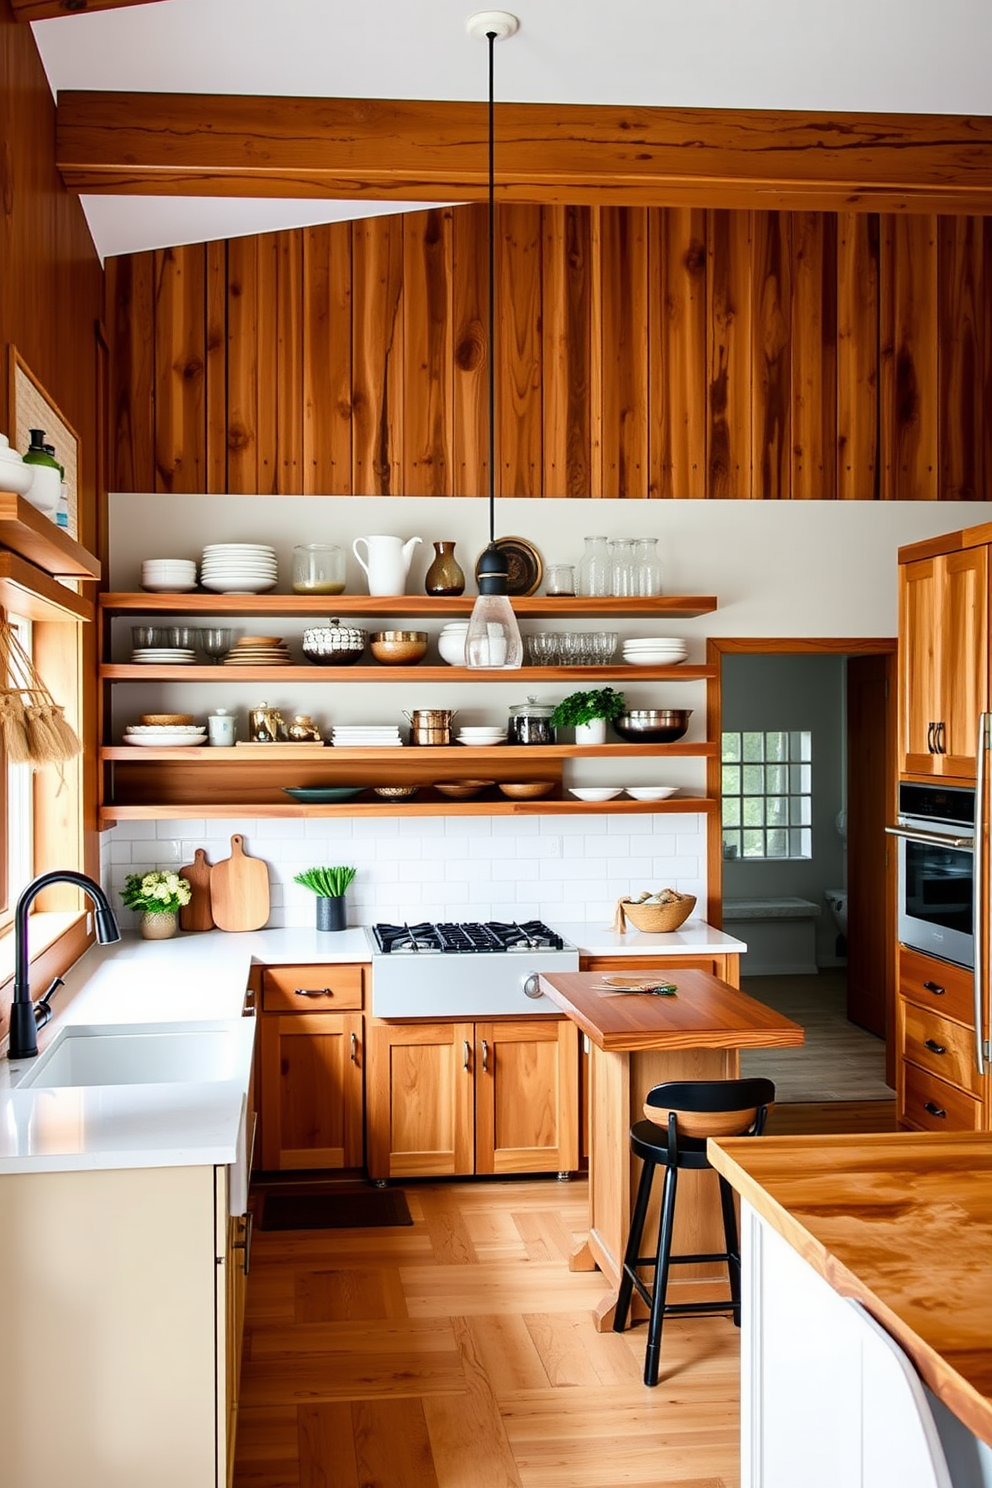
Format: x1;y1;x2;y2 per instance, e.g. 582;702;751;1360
15;1021;250;1089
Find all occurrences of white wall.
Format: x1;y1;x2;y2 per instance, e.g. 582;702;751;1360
102;495;992;926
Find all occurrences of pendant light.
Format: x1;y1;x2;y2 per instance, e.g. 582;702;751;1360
465;10;524;670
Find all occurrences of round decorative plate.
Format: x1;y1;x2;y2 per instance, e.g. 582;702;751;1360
474;536;543;597
281;786;366;803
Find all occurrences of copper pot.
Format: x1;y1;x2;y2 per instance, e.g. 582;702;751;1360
404;708;457;746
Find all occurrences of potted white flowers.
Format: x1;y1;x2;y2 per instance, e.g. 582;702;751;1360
120;870;192;940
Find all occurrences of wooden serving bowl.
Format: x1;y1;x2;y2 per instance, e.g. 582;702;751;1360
497;781;556;799
433;780;494;800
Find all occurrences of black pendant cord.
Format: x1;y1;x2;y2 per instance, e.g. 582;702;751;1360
487;28;496;545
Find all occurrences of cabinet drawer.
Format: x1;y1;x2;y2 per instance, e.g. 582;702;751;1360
261;964;364;1013
897;946;974;1027
900;1061;982;1132
901;1003;982;1096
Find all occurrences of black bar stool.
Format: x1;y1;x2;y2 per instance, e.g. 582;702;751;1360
613;1077;775;1387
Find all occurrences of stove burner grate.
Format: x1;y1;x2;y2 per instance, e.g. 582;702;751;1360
372;919;565;954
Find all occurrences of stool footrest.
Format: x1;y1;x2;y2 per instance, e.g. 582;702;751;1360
629;1250;734;1270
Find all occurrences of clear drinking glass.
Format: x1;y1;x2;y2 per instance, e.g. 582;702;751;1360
608;539;636;597
201;628;235;664
633;538;664;596
577;537;610;597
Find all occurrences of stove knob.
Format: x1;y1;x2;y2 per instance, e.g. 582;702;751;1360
522;972;545;1000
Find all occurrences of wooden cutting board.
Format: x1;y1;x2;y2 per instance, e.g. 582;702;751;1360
210;834;270;932
178;848;214;931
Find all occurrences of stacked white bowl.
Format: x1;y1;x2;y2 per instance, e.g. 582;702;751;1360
438;621;470;666
140;557;198;593
199;543;278;594
456;725;507;746
123;724;207;748
621;636;688;666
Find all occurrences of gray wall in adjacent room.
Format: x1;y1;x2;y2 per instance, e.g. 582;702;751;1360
721;653;847;969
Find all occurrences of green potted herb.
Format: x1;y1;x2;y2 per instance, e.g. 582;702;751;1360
550;686;626;744
293;864;357;932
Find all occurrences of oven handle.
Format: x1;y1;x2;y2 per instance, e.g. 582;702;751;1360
974;713;990;1075
884;825;975;850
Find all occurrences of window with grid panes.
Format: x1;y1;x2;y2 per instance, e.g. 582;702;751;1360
721;730;812;861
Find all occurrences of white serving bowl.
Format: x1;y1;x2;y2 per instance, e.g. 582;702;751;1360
22;463;61;515
0;443;35;496
624;786;679;801
569;787;624;802
200;576;277;594
438;634;467;666
623;654;688;667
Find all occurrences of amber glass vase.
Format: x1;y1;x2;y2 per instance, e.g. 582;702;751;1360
424;541;465;596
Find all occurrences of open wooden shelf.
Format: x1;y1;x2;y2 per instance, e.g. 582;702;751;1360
100;662;715;683
100;592;717;619
0;552;93;622
101;742;715;762
98;795;718;825
0;493;100;580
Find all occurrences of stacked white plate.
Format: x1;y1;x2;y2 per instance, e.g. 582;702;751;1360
330;726;403;747
456;726;507;747
130;647;198;665
622;636;688;666
124;725;207;748
199;543;278;594
140;558;198;594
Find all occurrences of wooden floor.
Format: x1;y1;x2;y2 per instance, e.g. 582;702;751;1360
234;1176;743;1488
739;970;894;1102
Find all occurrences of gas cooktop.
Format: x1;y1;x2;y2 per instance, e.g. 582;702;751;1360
369;920;568;954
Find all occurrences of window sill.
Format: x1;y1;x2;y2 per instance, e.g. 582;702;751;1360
0;911;92;994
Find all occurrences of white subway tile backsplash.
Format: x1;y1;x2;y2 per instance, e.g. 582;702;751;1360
101;812;708;928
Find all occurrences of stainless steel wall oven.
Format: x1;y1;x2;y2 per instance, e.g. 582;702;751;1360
888;782;976;970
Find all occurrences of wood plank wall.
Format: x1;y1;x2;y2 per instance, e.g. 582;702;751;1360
107;204;992;500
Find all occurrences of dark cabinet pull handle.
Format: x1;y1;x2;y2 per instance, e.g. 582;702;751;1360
922;981;946;996
350;1031;359;1064
935;720;947;754
294;987;333;998
481;1039;489;1072
463;1039;471;1071
923;1038;947;1055
926;721;936;753
923;1100;947;1118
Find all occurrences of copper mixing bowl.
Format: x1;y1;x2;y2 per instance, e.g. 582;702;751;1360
369;630;429;666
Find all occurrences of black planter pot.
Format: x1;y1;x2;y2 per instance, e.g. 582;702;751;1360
315;895;347;932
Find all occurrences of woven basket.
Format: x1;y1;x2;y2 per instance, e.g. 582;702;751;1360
620;895;696;933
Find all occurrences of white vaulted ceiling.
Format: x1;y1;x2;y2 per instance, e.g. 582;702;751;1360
30;0;992;260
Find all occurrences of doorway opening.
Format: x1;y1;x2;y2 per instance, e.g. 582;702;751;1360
709;640;898;1104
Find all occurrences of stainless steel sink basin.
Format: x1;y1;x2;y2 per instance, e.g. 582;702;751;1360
16;1022;249;1089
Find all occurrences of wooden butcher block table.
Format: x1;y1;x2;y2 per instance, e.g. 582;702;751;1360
539;968;804;1330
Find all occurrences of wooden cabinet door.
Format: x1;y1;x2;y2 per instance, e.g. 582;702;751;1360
366;1020;474;1180
474;1018;580;1175
899;556;940;775
900;548;988;778
937;547;988;776
259;1011;364;1171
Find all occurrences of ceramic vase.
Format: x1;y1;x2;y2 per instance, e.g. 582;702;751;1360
574;719;607;745
316;895;347;932
424;541;465;597
140;910;178;940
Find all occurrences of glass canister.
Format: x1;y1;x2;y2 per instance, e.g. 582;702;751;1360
507;695;556;746
633;537;664;596
608;539;636;597
292;543;346;595
577;536;610;597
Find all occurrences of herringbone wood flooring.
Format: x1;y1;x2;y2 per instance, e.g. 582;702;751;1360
234;1177;743;1488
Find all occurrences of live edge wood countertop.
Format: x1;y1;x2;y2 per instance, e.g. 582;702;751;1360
708;1131;992;1448
538;969;805;1052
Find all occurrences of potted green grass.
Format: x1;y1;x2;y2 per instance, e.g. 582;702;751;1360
294;864;357;932
550;686;626;745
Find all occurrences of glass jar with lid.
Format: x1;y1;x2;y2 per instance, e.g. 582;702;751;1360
292;543;346;595
507;695;556;746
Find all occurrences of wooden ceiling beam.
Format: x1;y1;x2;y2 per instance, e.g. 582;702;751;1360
56;92;992;214
11;0;165;19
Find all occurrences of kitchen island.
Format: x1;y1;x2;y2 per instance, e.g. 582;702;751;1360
708;1130;992;1488
539;967;803;1329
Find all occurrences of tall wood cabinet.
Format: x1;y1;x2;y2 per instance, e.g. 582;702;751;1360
896;523;992;1131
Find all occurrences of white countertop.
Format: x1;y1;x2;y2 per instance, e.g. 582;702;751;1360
0;919;744;1177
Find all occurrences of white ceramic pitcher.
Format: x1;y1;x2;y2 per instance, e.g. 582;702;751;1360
352;534;422;596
